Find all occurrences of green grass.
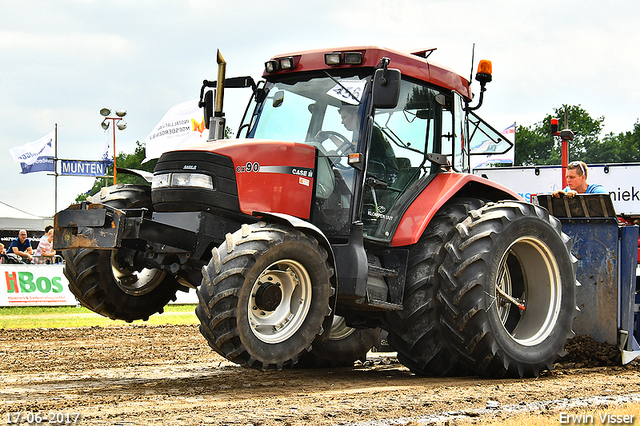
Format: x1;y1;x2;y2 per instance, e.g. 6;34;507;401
0;304;199;329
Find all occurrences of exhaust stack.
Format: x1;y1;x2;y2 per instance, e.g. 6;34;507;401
209;49;227;140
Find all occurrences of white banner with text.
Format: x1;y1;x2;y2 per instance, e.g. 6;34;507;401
0;264;77;306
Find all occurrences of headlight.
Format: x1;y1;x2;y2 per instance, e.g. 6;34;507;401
152;173;213;189
171;173;213;189
152;173;170;189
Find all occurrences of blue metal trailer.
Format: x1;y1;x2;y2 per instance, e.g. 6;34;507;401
535;194;640;363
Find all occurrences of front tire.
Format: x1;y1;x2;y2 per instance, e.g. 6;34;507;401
196;222;334;370
62;184;182;322
438;201;578;377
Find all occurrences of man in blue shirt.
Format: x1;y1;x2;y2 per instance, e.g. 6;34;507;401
552;161;607;198
7;229;34;263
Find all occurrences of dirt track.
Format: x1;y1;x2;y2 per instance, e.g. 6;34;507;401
1;324;639;425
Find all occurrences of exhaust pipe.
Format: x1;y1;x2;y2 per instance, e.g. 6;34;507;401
209;49;227;140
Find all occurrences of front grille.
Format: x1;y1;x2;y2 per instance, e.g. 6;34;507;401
152;151;240;214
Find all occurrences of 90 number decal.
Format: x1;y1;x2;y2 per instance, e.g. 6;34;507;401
236;162;260;173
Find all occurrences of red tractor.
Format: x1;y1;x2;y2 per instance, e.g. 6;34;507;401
55;46;578;377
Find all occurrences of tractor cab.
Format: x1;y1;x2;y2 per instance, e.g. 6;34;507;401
233;48;491;244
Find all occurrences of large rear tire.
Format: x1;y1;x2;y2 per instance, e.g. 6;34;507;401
438;201;578;377
383;198;484;376
62;185;182;322
196;222;334;370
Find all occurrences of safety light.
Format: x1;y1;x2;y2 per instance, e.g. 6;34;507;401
348;152;362;167
115;109;127;117
279;57;295;70
100;108;111;117
265;60;279;73
101;120;109;130
475;59;493;84
343;52;363;65
324;52;342;66
116;121;127;130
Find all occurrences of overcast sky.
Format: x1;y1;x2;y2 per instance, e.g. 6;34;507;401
2;0;639;219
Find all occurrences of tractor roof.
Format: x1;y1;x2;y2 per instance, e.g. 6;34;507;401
263;46;472;100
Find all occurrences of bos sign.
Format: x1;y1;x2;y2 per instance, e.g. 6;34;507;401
0;264;77;306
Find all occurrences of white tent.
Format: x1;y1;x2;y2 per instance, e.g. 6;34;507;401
0;201;53;231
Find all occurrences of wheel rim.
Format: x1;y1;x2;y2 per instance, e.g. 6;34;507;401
329;315;356;341
248;259;312;344
495;237;562;346
111;252;167;296
496;265;514;324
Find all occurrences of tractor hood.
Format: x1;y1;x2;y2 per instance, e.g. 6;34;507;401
153;138;318;220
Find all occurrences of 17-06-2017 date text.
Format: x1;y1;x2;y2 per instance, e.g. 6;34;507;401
6;412;81;425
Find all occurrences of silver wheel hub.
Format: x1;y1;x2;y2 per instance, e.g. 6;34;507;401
248;259;312;344
495;237;562;347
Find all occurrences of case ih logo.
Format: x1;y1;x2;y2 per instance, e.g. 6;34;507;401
183;165;197;170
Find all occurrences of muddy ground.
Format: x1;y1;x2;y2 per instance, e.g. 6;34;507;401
1;324;639;425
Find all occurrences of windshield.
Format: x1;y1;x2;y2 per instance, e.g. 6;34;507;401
247;72;371;236
249;73;368;144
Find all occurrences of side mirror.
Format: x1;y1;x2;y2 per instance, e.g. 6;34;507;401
203;90;213;129
273;90;285;108
372;68;401;109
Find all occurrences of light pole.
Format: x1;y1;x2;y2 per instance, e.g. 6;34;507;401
100;108;127;184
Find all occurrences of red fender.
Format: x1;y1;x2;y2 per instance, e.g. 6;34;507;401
391;172;523;247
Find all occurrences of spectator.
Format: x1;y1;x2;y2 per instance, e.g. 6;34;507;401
35;225;56;263
7;229;34;263
0;243;6;264
552;161;607;198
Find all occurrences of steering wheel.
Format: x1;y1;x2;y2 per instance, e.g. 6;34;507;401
317;130;353;154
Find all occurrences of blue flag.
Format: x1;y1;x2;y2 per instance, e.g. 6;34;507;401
101;132;114;166
20;156;55;174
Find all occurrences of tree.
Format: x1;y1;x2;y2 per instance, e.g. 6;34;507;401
514;122;558;166
515;104;604;166
598;121;640;163
74;141;156;203
514;104;640;166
